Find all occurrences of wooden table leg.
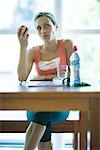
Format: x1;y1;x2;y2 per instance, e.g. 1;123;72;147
89;95;100;150
79;111;88;150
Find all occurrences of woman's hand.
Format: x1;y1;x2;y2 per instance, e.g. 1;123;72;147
17;25;29;48
30;74;57;81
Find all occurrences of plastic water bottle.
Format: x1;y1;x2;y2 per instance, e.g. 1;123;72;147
70;46;80;86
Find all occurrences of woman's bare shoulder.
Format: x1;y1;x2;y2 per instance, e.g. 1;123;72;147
63;39;73;48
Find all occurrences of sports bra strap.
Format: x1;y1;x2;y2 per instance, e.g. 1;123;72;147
60;40;67;65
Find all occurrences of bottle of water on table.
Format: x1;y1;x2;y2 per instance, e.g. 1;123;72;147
70;46;80;86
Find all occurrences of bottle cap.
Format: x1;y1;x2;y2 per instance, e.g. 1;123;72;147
73;46;77;51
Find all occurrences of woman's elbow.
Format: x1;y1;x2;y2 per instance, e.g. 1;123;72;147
17;73;27;81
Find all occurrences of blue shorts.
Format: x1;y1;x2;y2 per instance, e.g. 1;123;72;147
27;111;69;142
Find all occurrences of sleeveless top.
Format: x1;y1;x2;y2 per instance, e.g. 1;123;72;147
34;40;68;76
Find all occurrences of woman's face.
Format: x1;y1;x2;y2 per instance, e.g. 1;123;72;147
35;16;58;42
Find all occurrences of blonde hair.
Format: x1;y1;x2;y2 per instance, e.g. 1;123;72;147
34;12;57;25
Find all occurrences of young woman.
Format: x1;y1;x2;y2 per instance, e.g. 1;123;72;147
17;12;73;150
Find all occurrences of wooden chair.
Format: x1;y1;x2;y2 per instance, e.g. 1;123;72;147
52;111;88;150
0;111;88;150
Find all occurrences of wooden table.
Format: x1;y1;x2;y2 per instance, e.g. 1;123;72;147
0;79;100;150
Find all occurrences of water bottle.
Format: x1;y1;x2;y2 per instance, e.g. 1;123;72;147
70;46;80;86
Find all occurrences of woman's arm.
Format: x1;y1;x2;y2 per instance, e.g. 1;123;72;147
64;39;73;79
17;25;35;81
64;39;73;63
30;74;57;81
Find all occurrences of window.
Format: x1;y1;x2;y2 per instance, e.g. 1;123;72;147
0;0;55;33
62;0;100;29
0;0;100;82
61;0;100;82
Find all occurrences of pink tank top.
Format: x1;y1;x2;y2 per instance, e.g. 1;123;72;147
34;40;68;76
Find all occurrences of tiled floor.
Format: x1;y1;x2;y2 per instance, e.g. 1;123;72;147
0;133;74;150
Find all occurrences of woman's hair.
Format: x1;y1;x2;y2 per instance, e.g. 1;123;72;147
34;12;57;25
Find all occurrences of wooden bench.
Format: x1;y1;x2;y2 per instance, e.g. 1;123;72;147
0;111;88;150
